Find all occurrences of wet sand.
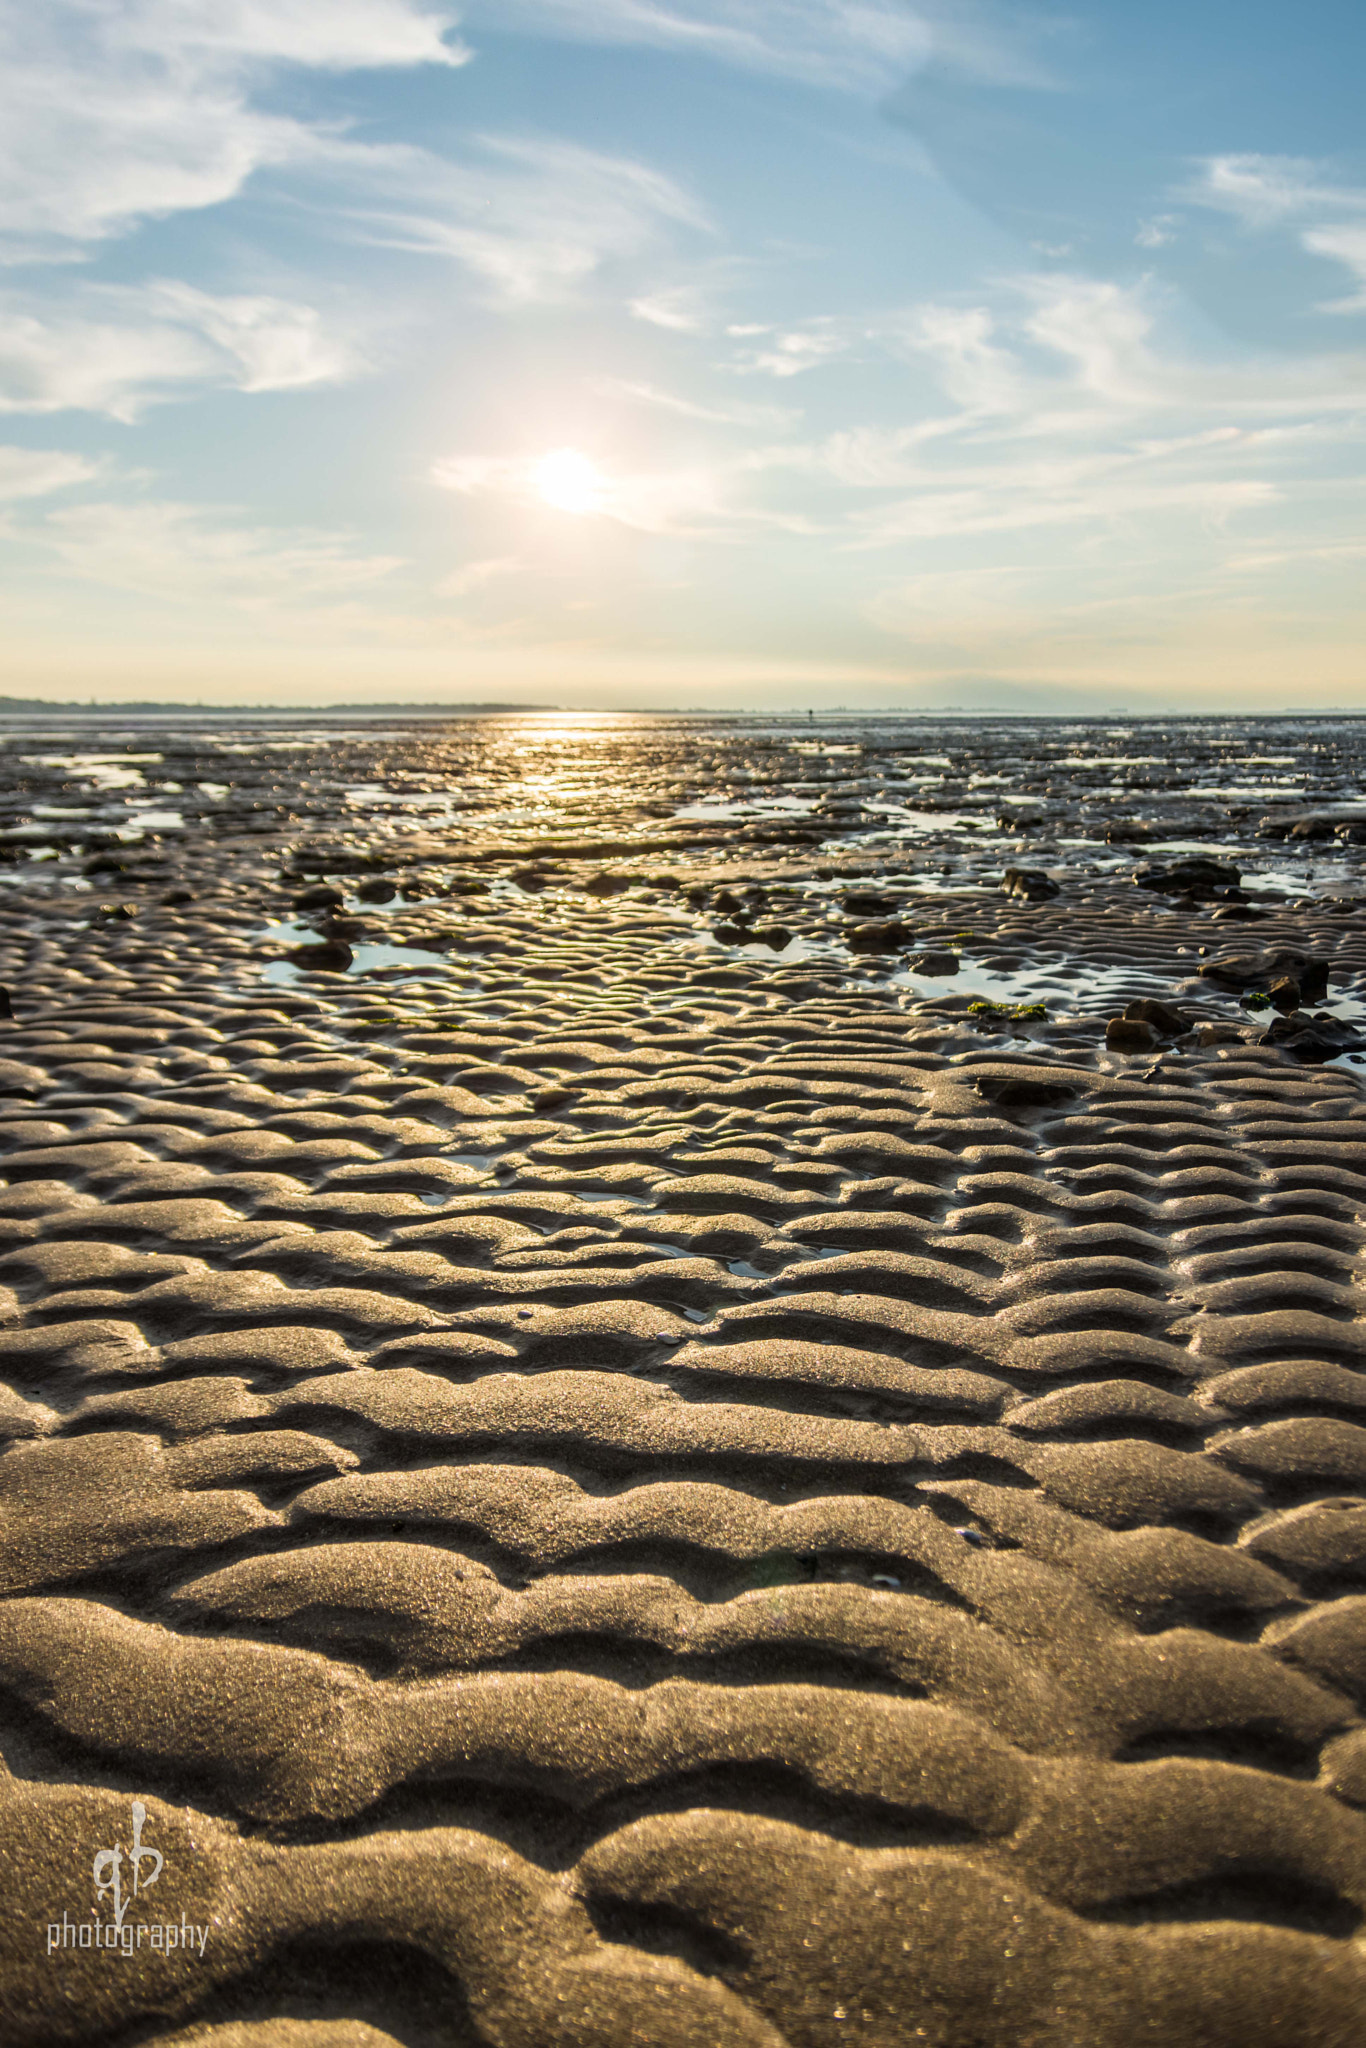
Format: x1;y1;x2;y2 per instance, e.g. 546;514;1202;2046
0;710;1364;2046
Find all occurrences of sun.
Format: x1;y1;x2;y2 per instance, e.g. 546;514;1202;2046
536;447;601;515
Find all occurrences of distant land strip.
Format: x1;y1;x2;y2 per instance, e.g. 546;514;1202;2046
0;698;557;714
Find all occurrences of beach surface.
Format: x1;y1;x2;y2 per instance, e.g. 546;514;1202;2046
0;710;1364;2045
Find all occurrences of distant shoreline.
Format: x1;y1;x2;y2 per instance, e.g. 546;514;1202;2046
0;699;557;716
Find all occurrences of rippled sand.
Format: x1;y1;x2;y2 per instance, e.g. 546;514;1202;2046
1;711;1364;2046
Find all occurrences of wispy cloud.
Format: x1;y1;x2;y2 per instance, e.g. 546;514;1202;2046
1186;154;1366;229
331;135;710;304
738;271;1366;567
1304;225;1366;314
589;374;801;427
464;2;1055;97
0;1;465;259
0;446;100;498
630;285;710;331
1185;154;1366;317
0;283;363;418
35;499;403;606
726;318;852;377
438;554;524;596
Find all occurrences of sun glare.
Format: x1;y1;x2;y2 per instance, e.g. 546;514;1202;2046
536;447;601;515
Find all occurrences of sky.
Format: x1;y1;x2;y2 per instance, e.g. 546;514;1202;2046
1;0;1364;713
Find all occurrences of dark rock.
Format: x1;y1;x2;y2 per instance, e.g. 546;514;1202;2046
0;985;11;1019
354;877;397;903
1258;808;1366;842
293;884;344;911
906;951;959;976
160;888;193;906
1134;856;1240;896
83;854;129;876
1212;904;1268;921
1260;1013;1364;1064
712;889;747;916
845;919;911;954
1200;948;1329;1000
712;922;751;945
752;926;793;950
1001;867;1059;901
94;902;138;921
1268;977;1302;1014
583;871;629;897
1106;1016;1159;1054
287;940;353;974
1123;998;1191;1038
843;891;897;917
974;1073;1077;1109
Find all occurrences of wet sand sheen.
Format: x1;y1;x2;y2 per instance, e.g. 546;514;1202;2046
0;711;1364;2045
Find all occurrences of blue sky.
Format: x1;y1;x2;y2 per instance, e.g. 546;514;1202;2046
1;0;1363;710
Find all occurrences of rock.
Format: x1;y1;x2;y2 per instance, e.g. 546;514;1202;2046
0;986;11;1019
843;891;897;917
293;884;344;911
1133;856;1240;896
1104;819;1151;843
1268;977;1302;1014
712;889;746;916
1258;808;1366;841
583;872;628;897
844;919;911;954
1260;1012;1365;1064
1200;948;1329;1000
1188;1022;1246;1047
286;940;353;974
1211;904;1268;921
160;887;193;906
906;951;959;975
752;926;793;950
1122;998;1190;1038
712;922;751;946
1106;1016;1159;1054
974;1073;1078;1109
94;902;137;921
354;877;397;903
1001;867;1059;901
1288;817;1340;840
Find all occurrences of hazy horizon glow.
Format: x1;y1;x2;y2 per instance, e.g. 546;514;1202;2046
0;2;1363;713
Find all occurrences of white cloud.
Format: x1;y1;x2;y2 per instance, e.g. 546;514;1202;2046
1135;215;1177;249
438;554;523;596
0;446;100;498
464;1;1054;97
0;0;464;257
1186;154;1366;229
37;499;403;606
1303;225;1366;314
630;286;709;331
589;375;801;427
333;135;709;304
727;318;851;377
1185;155;1366;317
0;283;363;418
903;304;1023;411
